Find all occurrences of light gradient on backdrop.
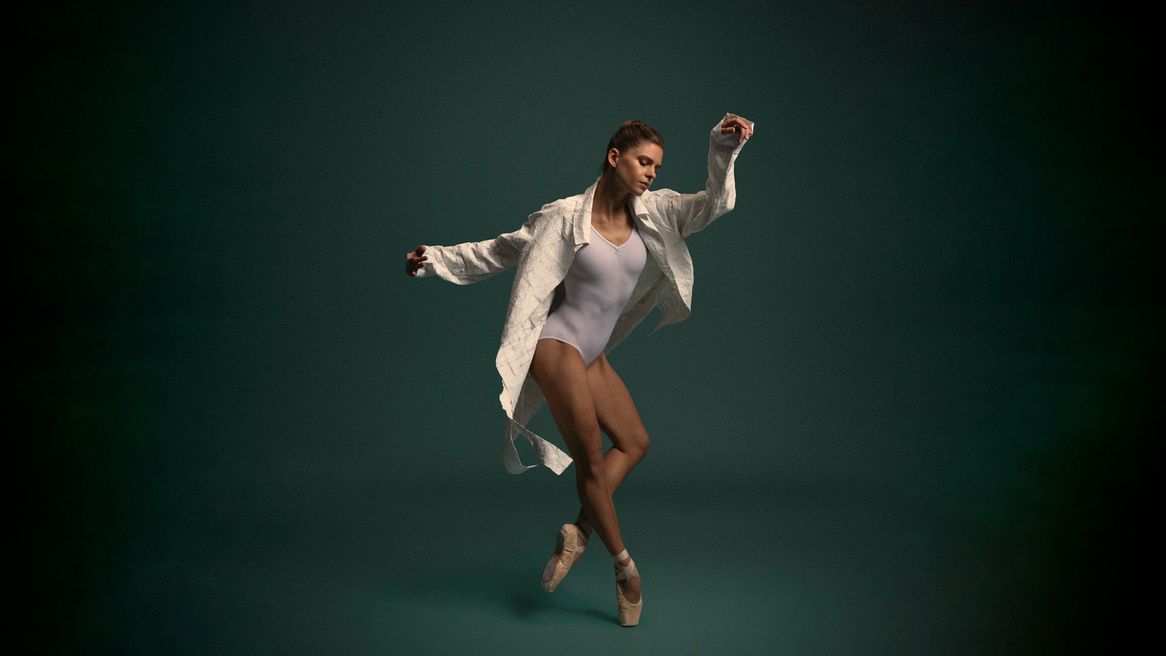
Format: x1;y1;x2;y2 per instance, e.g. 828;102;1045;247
23;0;1154;653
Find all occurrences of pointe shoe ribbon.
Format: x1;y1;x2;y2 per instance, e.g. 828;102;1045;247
540;524;589;592
614;553;643;627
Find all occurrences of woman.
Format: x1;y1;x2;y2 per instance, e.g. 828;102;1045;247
406;113;754;626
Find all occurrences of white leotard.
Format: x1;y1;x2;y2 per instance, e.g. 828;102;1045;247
538;222;648;366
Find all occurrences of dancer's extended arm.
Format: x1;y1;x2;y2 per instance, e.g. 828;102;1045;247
406;209;543;284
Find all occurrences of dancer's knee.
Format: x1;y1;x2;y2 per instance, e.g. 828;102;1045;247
626;431;650;464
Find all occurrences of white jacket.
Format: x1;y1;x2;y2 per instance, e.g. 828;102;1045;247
415;114;750;475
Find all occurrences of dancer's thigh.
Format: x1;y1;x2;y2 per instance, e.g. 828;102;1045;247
530;338;604;470
585;353;650;455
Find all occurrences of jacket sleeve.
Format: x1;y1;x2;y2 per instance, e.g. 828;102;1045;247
413;210;543;284
656;113;751;238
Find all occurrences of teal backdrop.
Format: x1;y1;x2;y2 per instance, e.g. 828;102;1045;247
25;0;1155;653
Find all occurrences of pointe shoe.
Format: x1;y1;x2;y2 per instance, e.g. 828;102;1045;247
614;554;643;627
540;523;589;592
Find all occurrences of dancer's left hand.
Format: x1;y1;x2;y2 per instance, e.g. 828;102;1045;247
720;114;755;144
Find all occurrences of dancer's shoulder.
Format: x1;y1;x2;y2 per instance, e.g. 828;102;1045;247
533;191;586;218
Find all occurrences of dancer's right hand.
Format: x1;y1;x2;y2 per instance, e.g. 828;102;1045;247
405;245;428;277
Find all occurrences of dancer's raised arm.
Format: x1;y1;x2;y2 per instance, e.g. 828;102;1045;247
653;112;754;238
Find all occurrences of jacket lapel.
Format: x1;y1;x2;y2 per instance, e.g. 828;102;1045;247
573;178;598;250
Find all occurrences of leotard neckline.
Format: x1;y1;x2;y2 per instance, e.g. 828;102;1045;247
591;222;638;250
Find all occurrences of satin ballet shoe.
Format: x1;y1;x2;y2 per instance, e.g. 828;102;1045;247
541;523;589;592
613;551;642;627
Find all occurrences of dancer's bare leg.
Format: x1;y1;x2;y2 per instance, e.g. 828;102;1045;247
529;339;627;558
574;351;648;603
572;352;650;534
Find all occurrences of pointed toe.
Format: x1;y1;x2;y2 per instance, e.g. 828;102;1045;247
540;523;588;593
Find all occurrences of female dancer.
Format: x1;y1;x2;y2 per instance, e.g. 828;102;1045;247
406;113;754;626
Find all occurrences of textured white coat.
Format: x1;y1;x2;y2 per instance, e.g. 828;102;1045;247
415;114;750;474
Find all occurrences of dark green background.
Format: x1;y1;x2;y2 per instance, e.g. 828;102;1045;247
25;0;1156;653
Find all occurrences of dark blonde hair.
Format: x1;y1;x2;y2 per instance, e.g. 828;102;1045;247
600;120;664;175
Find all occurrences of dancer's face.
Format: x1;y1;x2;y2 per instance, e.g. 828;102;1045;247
608;142;663;196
